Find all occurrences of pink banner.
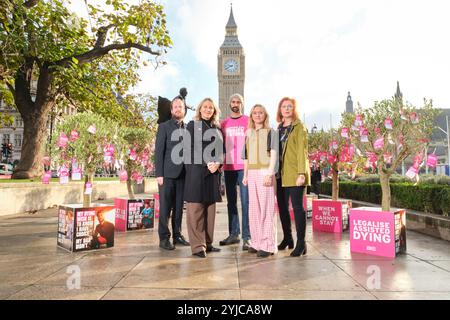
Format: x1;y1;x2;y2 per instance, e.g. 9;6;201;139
114;198;128;232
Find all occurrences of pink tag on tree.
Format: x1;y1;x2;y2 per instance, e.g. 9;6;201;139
360;128;369;143
87;125;97;134
406;166;419;180
70;130;79;142
341;128;349;138
383;153;392;164
129;149;137;161
42;171;51;184
59;166;69;184
410;112;419;124
72;167;82;180
330;140;339;150
426;154;438;168
119;170;128;182
374;137;384;150
84;182;93;195
57;133;69;148
384;118;393;130
374;127;381;135
354;115;363;127
327;154;337;164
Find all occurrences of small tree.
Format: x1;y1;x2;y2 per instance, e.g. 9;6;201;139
309;128;361;201
51;112;114;207
341;97;438;211
117;127;153;199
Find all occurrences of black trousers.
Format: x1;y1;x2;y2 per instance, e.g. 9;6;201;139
276;178;306;245
158;177;185;241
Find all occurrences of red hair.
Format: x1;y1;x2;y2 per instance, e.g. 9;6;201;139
276;97;299;123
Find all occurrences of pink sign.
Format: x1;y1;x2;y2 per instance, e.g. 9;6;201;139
312;199;350;233
70;130;79;142
42;171;51;184
354;115;363;127
405;166;419;180
374;137;384;150
426;154;438;168
87;125;97;134
350;207;406;258
410;112;419;124
57;133;69;148
114;198;128;232
119;170;128;182
341;128;349;138
383;153;393;164
384;118;393;130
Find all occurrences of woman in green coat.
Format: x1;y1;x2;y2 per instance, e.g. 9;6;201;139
275;97;311;257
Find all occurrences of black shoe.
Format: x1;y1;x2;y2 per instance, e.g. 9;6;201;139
242;239;251;251
206;245;221;253
290;243;307;257
173;235;190;246
159;239;175;251
277;238;294;250
248;247;257;253
192;251;207;258
219;235;240;246
256;250;273;258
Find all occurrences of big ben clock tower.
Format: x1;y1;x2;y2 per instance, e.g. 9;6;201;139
218;5;245;120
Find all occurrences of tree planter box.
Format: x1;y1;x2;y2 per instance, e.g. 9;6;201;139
312;199;351;233
350;207;407;258
114;197;155;232
57;204;116;252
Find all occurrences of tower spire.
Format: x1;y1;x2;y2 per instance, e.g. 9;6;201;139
226;3;237;29
395;81;403;101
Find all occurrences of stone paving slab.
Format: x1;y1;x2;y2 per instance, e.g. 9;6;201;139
1;196;450;300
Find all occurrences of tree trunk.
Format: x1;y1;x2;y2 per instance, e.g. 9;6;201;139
126;169;135;199
12;65;54;179
380;171;391;212
83;173;94;207
331;164;339;201
11;106;50;179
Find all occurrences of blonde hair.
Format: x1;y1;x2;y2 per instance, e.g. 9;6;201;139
276;97;300;123
193;98;221;128
248;104;270;130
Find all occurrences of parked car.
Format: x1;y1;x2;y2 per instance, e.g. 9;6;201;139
0;163;13;175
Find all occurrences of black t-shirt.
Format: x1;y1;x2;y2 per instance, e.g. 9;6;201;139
278;124;292;173
94;221;115;246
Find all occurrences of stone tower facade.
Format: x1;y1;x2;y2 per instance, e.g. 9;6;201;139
218;5;245;120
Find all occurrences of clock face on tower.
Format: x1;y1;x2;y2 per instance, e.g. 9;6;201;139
224;58;239;74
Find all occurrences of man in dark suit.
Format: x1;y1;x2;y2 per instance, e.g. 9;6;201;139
155;96;190;250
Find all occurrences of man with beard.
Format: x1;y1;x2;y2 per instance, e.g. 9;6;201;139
91;210;115;248
155;96;190;250
219;93;251;250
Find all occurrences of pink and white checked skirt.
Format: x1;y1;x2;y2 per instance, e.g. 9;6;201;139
247;168;277;253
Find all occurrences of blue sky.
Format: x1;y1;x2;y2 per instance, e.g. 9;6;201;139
71;0;450;130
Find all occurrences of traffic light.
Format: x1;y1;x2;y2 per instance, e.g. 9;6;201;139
7;143;13;157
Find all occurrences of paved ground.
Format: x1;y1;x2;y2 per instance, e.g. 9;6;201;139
1;193;450;300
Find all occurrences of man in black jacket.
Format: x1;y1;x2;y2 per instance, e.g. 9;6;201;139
155;97;190;250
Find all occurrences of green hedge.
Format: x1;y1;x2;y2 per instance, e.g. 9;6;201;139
319;181;450;216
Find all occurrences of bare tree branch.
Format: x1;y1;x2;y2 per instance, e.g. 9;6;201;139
52;42;162;68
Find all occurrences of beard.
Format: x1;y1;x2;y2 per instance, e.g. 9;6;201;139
231;106;240;113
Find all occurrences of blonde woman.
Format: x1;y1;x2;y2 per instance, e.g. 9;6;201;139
242;104;278;258
184;98;224;258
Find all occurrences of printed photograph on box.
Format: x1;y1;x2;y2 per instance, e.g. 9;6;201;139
57;205;115;252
